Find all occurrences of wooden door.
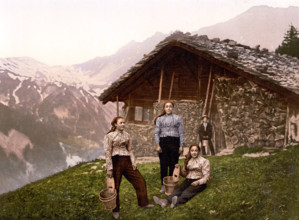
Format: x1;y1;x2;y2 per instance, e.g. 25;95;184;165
210;102;226;153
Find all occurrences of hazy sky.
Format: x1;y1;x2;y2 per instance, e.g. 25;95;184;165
1;0;299;65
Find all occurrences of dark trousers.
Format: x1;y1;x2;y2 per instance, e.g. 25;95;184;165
166;179;207;205
112;156;149;212
158;136;180;185
201;139;215;155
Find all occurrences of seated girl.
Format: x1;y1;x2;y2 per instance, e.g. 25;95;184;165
153;144;210;208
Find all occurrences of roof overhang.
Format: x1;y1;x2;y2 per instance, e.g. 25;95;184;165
99;37;299;104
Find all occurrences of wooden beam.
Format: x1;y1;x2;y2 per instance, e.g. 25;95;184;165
128;94;132;106
158;66;164;102
284;102;289;146
168;72;175;100
208;79;215;119
116;95;119;116
124;94;132;121
202;64;213;116
198;58;202;101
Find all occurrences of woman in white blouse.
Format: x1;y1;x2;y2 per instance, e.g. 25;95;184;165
153;144;210;208
104;116;154;219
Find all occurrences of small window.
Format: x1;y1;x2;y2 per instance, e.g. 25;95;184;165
134;106;143;121
129;106;152;123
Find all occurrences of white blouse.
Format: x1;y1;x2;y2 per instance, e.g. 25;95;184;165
104;130;136;170
185;156;210;185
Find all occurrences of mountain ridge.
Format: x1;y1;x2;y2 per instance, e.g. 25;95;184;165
193;5;299;51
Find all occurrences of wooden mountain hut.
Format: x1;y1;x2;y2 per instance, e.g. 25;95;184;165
99;32;299;156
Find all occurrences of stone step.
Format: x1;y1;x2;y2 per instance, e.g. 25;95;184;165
216;148;234;156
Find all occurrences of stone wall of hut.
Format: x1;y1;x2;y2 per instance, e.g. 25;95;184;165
125;100;203;157
214;77;287;149
125;123;155;157
124;77;290;157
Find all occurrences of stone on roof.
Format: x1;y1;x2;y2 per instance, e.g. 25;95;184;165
99;31;299;102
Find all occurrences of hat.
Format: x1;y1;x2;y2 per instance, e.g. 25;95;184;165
202;115;209;119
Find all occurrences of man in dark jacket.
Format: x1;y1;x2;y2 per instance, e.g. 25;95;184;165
198;115;215;155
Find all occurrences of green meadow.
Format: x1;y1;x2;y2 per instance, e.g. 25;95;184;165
0;145;298;220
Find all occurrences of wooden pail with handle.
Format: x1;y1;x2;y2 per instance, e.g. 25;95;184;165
163;164;180;196
99;177;117;210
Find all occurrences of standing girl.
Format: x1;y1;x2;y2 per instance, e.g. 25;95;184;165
104;116;154;219
154;101;185;193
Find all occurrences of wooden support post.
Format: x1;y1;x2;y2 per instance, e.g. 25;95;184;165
125;94;132;121
198;60;202;101
116;95;119;116
203;65;213;116
128;94;132;106
284;102;289;146
168;72;175;100
208;79;215;119
158;66;164;102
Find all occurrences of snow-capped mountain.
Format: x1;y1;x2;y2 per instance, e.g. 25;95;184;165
0;58;109;194
0;57;94;94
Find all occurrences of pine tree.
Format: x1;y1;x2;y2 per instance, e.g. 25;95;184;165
275;24;299;59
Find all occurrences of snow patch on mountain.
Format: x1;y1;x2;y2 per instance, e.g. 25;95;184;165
80;89;89;103
0;94;9;106
25;162;36;176
12;81;23;104
0;57;94;95
0;129;34;163
53;107;70;119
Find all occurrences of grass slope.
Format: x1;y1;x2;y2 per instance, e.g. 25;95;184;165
0;145;298;220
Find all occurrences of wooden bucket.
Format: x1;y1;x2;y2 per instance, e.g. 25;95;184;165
163;176;178;196
99;177;117;210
